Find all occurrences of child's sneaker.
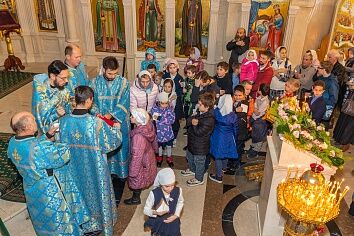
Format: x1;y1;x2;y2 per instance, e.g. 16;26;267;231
181;169;194;176
166;156;174;168
247;148;258;159
208;174;223;184
156;156;163;167
187;178;204;187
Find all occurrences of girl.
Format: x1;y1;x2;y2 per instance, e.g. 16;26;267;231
209;94;238;183
141;48;161;71
144;168;184;236
124;108;158;205
163;78;177;109
270;46;292;100
184;47;204;74
151;92;176;168
240;49;259;83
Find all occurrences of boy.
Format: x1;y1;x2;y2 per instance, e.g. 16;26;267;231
231;62;241;90
214;61;233;95
147;64;157;81
283;78;301;99
248;84;270;159
183;65;197;118
154;71;164;92
241;80;254;120
309;80;326;124
183;93;215;186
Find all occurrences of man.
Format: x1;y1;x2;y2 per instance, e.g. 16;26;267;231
251;50;274;98
65;44;88;96
327;49;348;108
90;56;130;206
58;86;122;235
7;112;90;236
294;53;317;99
226;27;250;70
32;60;71;134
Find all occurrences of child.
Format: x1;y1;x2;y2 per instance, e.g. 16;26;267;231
151;92;176;168
240;49;259;83
283;78;301;99
185;47;204;73
144;168;184;235
124;108;158;205
141;48;160;71
248;84;270;159
214;61;233;95
231;62;241;90
147;64;157;81
163;78;177;110
209;94;238;183
183;65;197;118
164;59;184;146
183;93;215;186
154;71;164;92
308;80;326;125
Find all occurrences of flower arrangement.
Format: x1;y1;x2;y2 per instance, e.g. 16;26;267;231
265;97;345;168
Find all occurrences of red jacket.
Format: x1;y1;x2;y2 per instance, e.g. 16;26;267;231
251;62;274;98
128;121;158;190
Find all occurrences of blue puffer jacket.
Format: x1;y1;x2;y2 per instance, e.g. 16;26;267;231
319;74;339;107
210;108;238;159
141;48;161;71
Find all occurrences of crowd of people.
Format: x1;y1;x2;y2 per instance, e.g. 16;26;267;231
6;26;354;235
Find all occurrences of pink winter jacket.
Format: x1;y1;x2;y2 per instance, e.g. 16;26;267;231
128;121;158;190
240;58;259;83
130;77;159;113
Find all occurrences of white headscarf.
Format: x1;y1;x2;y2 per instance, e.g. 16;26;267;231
153;168;176;187
131;108;150;125
218;94;234;116
157;91;169;103
193;47;201;60
244;49;259;66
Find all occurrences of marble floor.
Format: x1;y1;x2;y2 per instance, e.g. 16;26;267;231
0;63;353;236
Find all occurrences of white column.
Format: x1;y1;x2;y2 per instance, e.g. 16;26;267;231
64;0;80;43
240;3;251;34
122;0;137;80
165;0;176;58
283;5;300;51
206;0;221;68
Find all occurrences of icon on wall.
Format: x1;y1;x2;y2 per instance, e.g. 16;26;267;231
34;0;57;32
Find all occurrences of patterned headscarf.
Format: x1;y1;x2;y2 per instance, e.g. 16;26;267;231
153;168;176;187
131;108;150;125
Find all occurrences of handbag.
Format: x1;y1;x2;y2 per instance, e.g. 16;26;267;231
341;92;354;116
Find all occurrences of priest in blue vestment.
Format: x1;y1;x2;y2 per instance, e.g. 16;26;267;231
32;60;71;134
90;56;130;205
58;86;122;235
7;112;90;236
64;44;89;96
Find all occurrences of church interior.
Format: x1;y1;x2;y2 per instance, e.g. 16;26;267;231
0;0;354;235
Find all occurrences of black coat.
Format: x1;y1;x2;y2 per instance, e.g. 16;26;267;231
308;96;326;124
234;100;250;141
226;37;250;66
190;82;221;108
187;109;215;155
214;74;233;95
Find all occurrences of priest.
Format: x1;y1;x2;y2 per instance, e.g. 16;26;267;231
58;85;122;235
7;112;90;236
90;56;130;206
32;60;71;134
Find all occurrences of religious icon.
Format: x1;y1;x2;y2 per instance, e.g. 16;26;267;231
91;0;126;53
0;0;17;20
329;0;354;52
175;0;210;58
137;0;165;51
34;0;57;31
248;0;289;54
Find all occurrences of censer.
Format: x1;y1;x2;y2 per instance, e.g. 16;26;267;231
277;163;349;236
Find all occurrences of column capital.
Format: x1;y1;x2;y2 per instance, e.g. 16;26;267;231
241;3;252;12
288;5;300;15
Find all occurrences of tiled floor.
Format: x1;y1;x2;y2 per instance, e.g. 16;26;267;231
0;63;353;236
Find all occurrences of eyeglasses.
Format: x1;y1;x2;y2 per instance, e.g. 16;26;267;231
56;75;68;81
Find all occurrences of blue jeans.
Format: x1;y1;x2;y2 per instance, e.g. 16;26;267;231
186;150;206;182
215;159;227;178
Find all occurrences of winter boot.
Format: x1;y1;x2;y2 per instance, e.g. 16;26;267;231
166;156;174;168
124;189;141;205
112;176;126;206
156;156;163;167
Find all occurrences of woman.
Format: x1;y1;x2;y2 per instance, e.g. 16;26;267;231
333;78;354;152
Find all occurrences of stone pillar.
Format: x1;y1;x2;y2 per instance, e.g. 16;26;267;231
122;0;137;80
165;0;176;58
205;0;221;70
283;5;300;52
64;0;80;43
240;3;251;34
